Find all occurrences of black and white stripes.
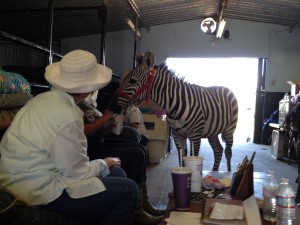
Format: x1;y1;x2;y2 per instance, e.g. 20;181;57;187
116;51;238;171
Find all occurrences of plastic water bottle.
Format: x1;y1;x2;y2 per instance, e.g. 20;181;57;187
276;178;296;225
263;171;278;222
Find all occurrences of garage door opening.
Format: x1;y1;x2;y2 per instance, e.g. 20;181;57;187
166;57;259;143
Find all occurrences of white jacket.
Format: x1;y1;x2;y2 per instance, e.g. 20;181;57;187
0;88;109;206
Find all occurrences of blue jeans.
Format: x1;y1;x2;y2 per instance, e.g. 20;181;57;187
109;165;127;177
43;167;139;225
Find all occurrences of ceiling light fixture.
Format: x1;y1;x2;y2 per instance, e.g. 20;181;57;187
216;19;226;38
200;17;217;34
125;18;141;37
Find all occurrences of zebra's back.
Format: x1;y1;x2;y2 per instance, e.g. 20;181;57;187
168;85;238;138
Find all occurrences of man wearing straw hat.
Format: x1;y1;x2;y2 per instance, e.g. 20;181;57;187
0;50;139;225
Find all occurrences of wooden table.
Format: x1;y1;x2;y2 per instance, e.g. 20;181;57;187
161;171;276;225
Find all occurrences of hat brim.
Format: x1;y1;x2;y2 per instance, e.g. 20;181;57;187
45;62;112;94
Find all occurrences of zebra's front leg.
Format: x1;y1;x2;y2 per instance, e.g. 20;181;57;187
208;136;223;171
189;138;201;157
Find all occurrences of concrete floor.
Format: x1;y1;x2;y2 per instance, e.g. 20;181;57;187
145;138;299;210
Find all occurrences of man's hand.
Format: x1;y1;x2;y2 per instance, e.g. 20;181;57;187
104;157;121;168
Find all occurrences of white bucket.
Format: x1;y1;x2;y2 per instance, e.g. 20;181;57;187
191;178;202;192
183;156;204;180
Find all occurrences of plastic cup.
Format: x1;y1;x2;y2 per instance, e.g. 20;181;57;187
171;167;192;210
191;177;202;192
183;156;204;180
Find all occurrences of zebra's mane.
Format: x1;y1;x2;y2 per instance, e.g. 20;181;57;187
155;63;190;85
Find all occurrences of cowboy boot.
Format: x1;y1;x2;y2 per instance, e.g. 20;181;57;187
134;185;164;225
141;179;165;217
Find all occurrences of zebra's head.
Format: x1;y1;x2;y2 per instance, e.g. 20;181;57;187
114;51;156;110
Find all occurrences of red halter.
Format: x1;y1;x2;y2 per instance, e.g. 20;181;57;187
117;67;156;104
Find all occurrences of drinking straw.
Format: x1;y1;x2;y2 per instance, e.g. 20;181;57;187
192;142;194;157
180;148;182;167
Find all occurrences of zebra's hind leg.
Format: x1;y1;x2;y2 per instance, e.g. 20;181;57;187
222;133;234;172
208;136;223;171
225;147;232;172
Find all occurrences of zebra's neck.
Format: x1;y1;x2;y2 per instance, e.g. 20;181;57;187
150;64;188;120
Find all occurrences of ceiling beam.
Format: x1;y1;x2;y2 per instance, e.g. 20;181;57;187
127;0;150;32
217;0;228;23
215;0;228;38
0;6;104;13
0;30;62;57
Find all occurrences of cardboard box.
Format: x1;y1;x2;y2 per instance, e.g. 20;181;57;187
142;113;169;163
147;140;168;163
287;80;300;96
142;114;168;140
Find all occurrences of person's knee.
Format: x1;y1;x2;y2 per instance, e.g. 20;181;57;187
123;178;139;205
109;166;127;177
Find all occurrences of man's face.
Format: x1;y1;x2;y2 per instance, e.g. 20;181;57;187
74;92;93;104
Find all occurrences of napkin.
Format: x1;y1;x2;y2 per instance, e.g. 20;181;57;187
165;211;202;225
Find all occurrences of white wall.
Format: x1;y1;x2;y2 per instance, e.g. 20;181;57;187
105;18;300;93
267;25;300;92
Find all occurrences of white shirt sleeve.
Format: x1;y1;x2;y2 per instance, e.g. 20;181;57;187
48;120;110;178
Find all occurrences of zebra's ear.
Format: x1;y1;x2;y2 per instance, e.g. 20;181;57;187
135;54;144;66
144;51;155;68
135;51;155;68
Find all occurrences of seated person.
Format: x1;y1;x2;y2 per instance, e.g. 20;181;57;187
100;105;149;147
79;96;142;144
124;105;150;147
0;50;139;225
79;92;165;224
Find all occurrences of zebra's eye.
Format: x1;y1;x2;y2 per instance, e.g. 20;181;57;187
128;79;137;85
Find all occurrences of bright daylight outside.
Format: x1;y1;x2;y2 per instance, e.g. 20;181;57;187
166;57;259;143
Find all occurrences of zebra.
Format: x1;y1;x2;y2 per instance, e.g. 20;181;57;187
115;51;239;171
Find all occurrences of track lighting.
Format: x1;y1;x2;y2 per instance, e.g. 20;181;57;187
125;18;141;37
216;19;226;38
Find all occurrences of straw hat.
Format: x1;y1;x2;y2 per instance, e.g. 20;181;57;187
45;50;112;93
